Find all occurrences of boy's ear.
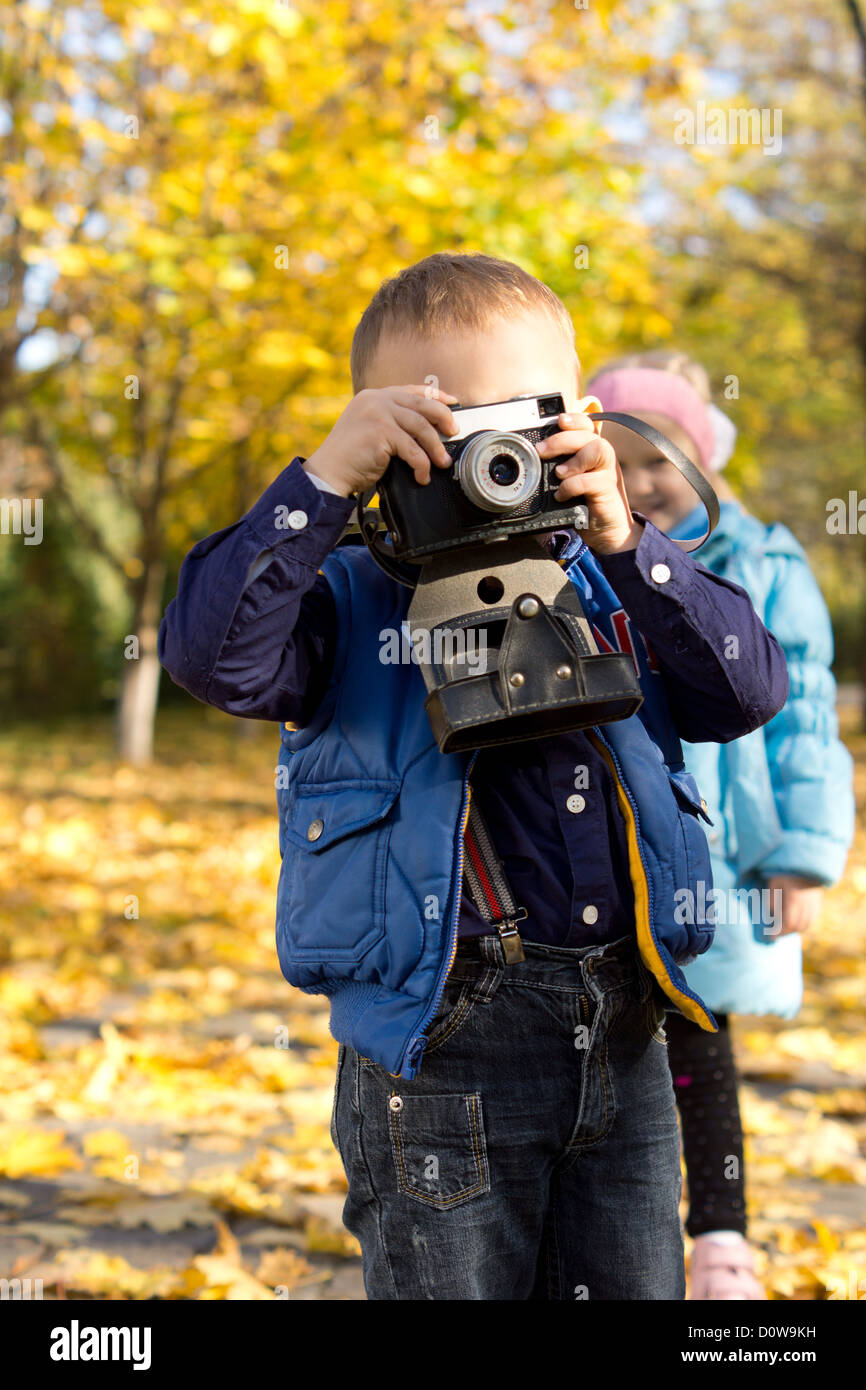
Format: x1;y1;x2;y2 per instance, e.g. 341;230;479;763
575;394;604;435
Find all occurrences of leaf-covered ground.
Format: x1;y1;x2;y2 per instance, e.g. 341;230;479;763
0;706;863;1300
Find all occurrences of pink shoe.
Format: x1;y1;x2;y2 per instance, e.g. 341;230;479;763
689;1232;766;1300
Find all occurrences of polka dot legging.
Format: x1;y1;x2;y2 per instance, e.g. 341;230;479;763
664;1010;747;1238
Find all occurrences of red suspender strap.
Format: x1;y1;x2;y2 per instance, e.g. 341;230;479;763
463;797;527;964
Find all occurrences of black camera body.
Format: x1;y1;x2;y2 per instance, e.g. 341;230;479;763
377;392;590;562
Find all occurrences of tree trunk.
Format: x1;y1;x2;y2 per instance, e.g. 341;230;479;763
116;560;165;764
861;557;866;734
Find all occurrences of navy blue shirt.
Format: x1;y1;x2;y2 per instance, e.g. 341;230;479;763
457;735;638;945
159;458;788;948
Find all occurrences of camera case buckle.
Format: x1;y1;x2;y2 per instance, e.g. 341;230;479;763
407;537;643;753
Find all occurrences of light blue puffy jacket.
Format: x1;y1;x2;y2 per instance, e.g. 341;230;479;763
672;501;855;1017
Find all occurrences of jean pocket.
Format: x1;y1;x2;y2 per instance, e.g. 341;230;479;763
423;978;478;1056
388;1092;490;1210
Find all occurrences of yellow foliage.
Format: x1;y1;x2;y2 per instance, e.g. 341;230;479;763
0;1126;82;1178
1;711;864;1300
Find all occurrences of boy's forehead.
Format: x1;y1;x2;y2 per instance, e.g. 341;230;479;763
362;309;580;403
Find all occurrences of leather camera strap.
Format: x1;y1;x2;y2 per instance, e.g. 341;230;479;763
588;411;720;553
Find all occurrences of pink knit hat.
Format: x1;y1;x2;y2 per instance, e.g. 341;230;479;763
589;367;718;472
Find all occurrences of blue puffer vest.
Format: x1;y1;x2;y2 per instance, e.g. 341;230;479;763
275;541;718;1079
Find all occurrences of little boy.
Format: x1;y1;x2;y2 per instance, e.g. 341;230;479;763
159;252;788;1300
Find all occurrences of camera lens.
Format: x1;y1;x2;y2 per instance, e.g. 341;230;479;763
455;431;542;513
488;454;520;487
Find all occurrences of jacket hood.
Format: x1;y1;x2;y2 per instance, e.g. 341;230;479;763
676;500;808;572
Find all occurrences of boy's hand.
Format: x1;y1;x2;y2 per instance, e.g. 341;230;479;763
766;874;825;937
537;410;643;554
303;385;459;498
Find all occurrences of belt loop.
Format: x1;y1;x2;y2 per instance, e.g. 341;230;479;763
474;960;503;1005
582;950;602;999
479;935;501;966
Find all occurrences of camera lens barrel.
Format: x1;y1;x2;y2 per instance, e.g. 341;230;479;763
454;431;542;513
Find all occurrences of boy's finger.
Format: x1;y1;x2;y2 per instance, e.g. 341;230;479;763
553;472;589;503
537;428;598;457
542;437;614;475
393;405;451;466
392;391;458;437
552;464;619;502
391;426;435;484
560;411;600;433
554;458;617;486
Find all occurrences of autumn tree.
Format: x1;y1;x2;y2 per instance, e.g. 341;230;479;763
577;0;866;691
3;0;670;760
4;0;862;752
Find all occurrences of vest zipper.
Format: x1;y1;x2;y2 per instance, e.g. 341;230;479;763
402;750;478;1076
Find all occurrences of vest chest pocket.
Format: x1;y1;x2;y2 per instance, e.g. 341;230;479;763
278;778;401;963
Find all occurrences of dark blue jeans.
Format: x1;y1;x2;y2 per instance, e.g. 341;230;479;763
331;932;685;1300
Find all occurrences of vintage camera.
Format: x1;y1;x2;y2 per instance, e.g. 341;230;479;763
354;390;719;753
377;392;590;561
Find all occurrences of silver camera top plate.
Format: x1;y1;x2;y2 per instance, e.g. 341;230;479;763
437;393;561;443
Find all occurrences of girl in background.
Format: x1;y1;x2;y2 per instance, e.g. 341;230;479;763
588;351;855;1299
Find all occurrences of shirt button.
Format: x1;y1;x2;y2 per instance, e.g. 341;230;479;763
582;905;599;925
650;562;671;584
566;793;586;814
288;509;308;530
306;818;324;841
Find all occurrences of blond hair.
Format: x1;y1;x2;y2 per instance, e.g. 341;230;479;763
351;252;577;391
